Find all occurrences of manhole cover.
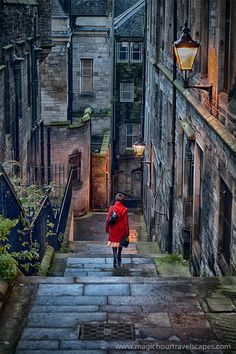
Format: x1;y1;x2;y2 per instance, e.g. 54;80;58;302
79;323;135;340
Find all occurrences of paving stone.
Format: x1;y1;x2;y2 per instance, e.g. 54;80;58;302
27;312;107;327
16;340;59;350
67;258;106;264
30;305;99;313
105;257;132;264
84;284;130;296
34;296;107;306
75;276;159;284
21;328;78;340
108;295;174;306
64;270;89;277
206;295;236;312
130;283;194;296
37;284;84;296
131;258;154;264
108;312;171;327
100;305;142;313
169;312;211;328
16;351;106;354
60;340;139;350
24;277;75;284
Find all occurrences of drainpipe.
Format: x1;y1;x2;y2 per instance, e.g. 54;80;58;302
47;127;51;184
12;56;24;167
168;0;177;253
67;0;73;123
40;121;45;184
140;0;147;211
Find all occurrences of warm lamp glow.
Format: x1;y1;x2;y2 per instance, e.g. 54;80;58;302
133;140;146;158
174;22;200;71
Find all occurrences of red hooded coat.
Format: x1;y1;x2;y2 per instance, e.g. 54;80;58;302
105;201;129;243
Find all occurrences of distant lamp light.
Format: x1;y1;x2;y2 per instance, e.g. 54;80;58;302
133;139;146;158
174;21;199;71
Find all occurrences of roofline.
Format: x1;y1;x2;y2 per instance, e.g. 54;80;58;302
114;0;145;29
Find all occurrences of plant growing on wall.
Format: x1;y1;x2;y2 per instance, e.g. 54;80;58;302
0;216;40;282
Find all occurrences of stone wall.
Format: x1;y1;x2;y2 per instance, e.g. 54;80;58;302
144;0;236;276
45;120;91;216
0;0;52;176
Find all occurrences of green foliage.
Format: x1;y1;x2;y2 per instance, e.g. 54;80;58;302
158;253;188;265
10;176;45;217
0;216;40;282
0;216;18;253
0;254;18;283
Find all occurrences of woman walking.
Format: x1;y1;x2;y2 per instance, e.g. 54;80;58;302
106;193;130;268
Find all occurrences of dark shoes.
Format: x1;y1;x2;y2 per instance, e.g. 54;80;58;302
113;254;122;268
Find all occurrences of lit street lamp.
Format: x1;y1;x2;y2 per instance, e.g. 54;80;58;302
173;21;212;108
133;138;150;163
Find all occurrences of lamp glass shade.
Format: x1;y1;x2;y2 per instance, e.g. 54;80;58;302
174;46;198;70
133;141;146;158
173;22;200;71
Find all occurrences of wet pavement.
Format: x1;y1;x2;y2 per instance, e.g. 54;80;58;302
0;213;235;353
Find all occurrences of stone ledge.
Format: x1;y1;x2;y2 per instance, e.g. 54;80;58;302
38;246;55;276
157;63;236;155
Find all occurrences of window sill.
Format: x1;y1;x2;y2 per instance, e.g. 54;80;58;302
79;92;95;97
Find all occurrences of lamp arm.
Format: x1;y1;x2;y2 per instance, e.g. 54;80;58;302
184;82;213;112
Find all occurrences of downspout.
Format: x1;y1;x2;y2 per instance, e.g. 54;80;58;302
47;127;51;184
67;0;73;123
12;57;24;165
168;0;177;253
40;121;45;184
141;0;147;210
111;1;116;198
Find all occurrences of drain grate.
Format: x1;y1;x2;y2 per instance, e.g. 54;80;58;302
79;323;135;340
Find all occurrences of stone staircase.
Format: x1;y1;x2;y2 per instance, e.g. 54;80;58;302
14;238;223;354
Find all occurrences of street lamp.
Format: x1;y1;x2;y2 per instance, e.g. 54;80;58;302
174;22;212;107
133;138;150;163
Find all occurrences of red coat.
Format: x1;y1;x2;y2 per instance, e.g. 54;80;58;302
105;201;129;243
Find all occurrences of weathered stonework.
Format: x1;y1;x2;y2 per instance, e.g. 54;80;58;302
144;0;236;276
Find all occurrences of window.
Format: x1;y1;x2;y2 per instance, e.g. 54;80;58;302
117;42;129;62
117;42;142;63
130;43;142;62
126;124;140;149
80;59;93;93
120;82;134;102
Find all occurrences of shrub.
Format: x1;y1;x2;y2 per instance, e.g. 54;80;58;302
0;254;18;283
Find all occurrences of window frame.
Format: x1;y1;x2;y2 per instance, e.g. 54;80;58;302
116;42;129;63
130;42;142;63
80;59;93;94
126;123;140;150
120;82;134;102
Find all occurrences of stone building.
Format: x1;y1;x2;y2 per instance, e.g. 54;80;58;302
112;0;145;205
40;0;113;212
144;0;236;276
0;0;52;181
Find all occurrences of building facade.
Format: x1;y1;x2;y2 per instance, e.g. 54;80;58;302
144;0;236;276
0;0;52;182
112;0;145;204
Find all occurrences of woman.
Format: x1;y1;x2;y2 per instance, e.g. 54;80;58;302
106;193;129;268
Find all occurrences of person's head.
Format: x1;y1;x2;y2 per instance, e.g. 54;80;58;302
115;193;124;202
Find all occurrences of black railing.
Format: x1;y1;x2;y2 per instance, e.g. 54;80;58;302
56;167;77;237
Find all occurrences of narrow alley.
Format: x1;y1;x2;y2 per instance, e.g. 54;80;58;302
1;213;235;354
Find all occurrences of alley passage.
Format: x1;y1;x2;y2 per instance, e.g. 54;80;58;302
4;214;226;353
